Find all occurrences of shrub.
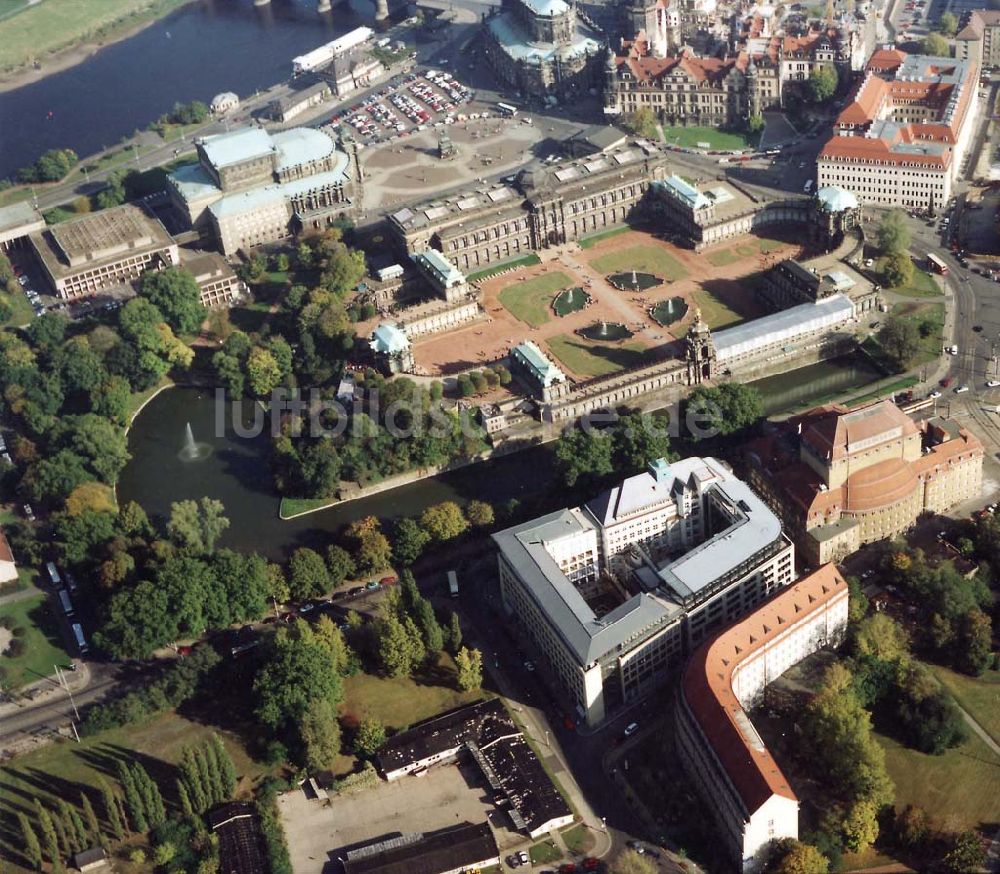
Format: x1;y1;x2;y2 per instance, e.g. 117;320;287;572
6;638;26;657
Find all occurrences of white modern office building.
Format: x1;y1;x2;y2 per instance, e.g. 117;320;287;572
493;457;796;725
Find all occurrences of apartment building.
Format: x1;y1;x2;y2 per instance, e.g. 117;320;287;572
677;564;849;872
493;457;795;726
956;9;1000;68
746;401;984;565
817;50;979;208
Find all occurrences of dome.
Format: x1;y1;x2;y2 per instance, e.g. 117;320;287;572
816;186;859;213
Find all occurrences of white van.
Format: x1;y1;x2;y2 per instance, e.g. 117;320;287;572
46;561;61;586
803;179;814;193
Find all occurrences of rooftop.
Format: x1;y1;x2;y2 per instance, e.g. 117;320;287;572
209;802;267;874
660;174;711;210
414;249;466;287
343;822;497;874
815;185;859;213
0;201;44;236
487;14;600;65
371;322;410;355
521;0;570;15
801;399;918;462
199;127;274;169
271;126;337;171
713;294;855;361
512;341;566;387
682;565;848;815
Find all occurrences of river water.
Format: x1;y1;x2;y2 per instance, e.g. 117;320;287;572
0;0;370;180
116;387;557;559
749;354;883;415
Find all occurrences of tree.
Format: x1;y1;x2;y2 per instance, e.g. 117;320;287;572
97;778;125;840
266;562;290;603
288;547;331;600
465;500;494;529
937;11;958;35
211;734;238;798
415;599;444;653
455;647;483;691
555;427;613;488
881;251;914;290
132;762;165;828
19;812;43;870
420;501;468;542
747;112;765;135
137;268;206;334
686;383;764;439
34;801;60;867
877;314;919;370
354;716;387;757
877;210;912;256
247;346;283;397
300;697;342;771
326;545;356;588
116;760;147;832
957;609;992;675
28;449;90;502
894;805;928;850
80;794;100;844
922;32;949;56
851;613;909;662
65;482;116;516
314;614;352;673
767;839;829;874
840;798;879;852
167;497;230;554
942;831;985;873
346;515;393;574
808;65;838;103
447;611;463;653
611;849;657;874
612;411;671;472
61;413;130;484
377;614;414;677
253;622;343;730
393;517;430;566
624;107;659;139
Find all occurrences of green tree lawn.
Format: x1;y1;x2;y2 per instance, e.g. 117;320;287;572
0;594;69;689
498;271;574;328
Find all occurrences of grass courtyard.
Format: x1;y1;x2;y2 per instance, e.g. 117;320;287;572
0;593;69;689
891;300;945;367
876;257;942;298
546;334;656;378
929;665;1000;745
589;245;689;283
660;126;756;151
498;271;574;328
705;236;787;268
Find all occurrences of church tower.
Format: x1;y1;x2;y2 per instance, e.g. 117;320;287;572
685;309;716;384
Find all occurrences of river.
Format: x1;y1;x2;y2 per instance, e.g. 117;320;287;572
116;386;557;559
0;0;371;180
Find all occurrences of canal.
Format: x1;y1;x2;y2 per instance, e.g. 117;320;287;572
0;0;370;180
749;353;884;416
116;386;557;559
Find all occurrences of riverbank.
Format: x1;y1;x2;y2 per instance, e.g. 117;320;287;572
0;0;195;94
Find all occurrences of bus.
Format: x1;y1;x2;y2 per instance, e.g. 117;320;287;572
71;623;89;654
447;570;459;598
927;253;949;275
46;561;61;587
58;590;74;616
496;102;518;118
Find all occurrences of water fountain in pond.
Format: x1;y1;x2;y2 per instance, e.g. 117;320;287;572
607;271;663;292
650;296;688;327
179;421;212;462
552;286;590;317
576;320;634;342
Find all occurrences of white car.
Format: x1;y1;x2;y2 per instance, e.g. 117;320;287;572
929;389;942;398
955;385;970;393
987;380;1000;388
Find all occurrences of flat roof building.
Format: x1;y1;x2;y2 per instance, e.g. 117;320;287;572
510;340;566;398
0;201;45;252
30;204;178;299
342;822;499;874
677;564;849;872
494;457;795;725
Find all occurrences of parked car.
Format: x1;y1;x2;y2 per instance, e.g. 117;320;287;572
22;503;35;521
518;852;529;865
955;384;970;393
365;580;380;590
624;722;639;737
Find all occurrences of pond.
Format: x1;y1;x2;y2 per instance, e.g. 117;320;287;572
552;287;590;317
649;297;688;327
117;387;557;560
607;271;663;292
576;321;634;342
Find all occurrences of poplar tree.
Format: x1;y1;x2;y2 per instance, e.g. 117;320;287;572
80;794;100;844
211;734;238;799
34;800;60;866
195;742;219;806
180;748;208;814
448;612;462;653
18;812;43;870
134;763;165;828
116;760;147;832
178;779;195;818
51;803;72;857
97;779;125;840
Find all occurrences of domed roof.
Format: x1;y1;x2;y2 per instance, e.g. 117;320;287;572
816;186;860;213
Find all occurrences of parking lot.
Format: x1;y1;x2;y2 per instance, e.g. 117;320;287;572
278;759;523;874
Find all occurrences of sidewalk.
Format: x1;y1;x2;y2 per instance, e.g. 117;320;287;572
0;658;90;715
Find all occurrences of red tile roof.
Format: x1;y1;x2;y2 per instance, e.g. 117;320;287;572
0;527;12;565
682;565;848;814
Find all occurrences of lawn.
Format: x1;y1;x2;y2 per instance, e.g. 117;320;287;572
561;823;594;855
125;376;173;423
467;254;541;283
498;271;573;328
279;496;338;519
878;729;1000;828
590;245;689;282
844;375;918;406
0;711;266;865
891;301;945;367
876;258;942;298
685;285;746;331
930;664;1000;745
529;839;562;864
0;594;69;689
339;651;484;732
1;287;35;328
578;226;632;249
706;237;786;268
661;126;756;151
0;0;191;73
545;334;656;378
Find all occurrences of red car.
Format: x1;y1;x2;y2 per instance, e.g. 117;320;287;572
582;859;599;870
940;377;953;388
380;576;398;586
559;865;576;874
